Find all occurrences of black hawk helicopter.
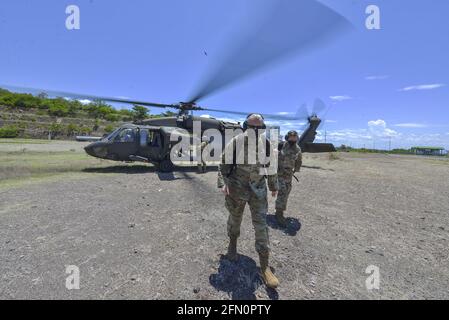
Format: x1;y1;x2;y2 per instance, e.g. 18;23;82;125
81;100;334;172
4;0;351;171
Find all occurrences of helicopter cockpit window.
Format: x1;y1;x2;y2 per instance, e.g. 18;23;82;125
115;128;136;143
104;128;121;141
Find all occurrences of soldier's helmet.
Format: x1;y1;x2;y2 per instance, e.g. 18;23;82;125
285;130;299;141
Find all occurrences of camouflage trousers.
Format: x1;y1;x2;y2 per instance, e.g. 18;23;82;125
225;193;270;254
275;175;293;212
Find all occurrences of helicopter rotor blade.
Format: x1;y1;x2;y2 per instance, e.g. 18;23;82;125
295;103;310;120
312;98;332;132
1;85;175;109
2;84;308;120
188;0;352;103
311;98;326;116
198;105;309;121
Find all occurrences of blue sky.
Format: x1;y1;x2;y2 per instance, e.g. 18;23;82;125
1;0;448;149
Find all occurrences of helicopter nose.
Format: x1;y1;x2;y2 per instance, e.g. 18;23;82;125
84;143;108;158
84;145;96;157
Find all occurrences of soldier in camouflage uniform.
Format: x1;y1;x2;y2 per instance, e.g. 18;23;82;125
217;114;280;288
275;130;302;227
197;135;209;173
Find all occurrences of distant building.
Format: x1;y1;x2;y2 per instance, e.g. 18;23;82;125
411;146;445;156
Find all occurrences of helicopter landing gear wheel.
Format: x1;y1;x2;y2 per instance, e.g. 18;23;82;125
159;159;175;173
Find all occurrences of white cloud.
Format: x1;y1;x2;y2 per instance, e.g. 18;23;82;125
394;123;428;128
63;97;91;105
325;129;372;140
276;111;293;115
398;83;445;92
78;99;92;105
320;121;449;149
368;119;398;138
329;95;352;102
365;75;389;80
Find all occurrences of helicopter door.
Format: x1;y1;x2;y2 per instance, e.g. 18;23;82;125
138;129;163;160
108;127;139;160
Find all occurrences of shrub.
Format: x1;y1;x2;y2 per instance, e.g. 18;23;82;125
93;119;100;131
104;113;120;122
66;123;80;136
104;124;115;133
79;126;91;135
49;123;64;135
0;126;20;138
48;104;69;117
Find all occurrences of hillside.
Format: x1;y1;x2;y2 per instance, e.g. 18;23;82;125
0;88;175;139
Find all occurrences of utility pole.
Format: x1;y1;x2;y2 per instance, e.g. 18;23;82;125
324;130;327;143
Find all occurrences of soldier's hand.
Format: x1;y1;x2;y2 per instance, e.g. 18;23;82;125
221;185;230;196
271;191;277;197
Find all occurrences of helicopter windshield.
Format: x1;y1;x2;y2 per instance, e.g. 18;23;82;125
104;127;137;142
115;128;136;142
103;127;121;141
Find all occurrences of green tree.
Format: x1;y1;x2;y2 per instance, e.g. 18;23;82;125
105;113;120;122
66;123;80;136
93;119;100;131
48;104;69;117
48;123;64;138
132;105;149;121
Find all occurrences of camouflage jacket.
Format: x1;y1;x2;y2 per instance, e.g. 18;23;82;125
277;141;302;177
217;132;279;200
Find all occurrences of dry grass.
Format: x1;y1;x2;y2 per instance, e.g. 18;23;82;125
328;152;341;161
0;149;110;189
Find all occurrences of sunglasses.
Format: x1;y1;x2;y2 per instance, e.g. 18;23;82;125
246;125;266;130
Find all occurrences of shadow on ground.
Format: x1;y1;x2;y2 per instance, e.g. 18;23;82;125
83;165;156;174
83;165;207;181
209;255;278;300
302;165;334;172
266;214;301;236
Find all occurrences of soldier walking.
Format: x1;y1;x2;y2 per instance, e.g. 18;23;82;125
197;135;209;173
217;114;280;288
275;130;302;227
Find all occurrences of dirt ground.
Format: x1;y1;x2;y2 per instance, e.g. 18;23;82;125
0;140;448;300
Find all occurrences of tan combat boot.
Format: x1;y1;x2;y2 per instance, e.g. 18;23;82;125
259;252;279;289
275;210;287;228
225;237;238;262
